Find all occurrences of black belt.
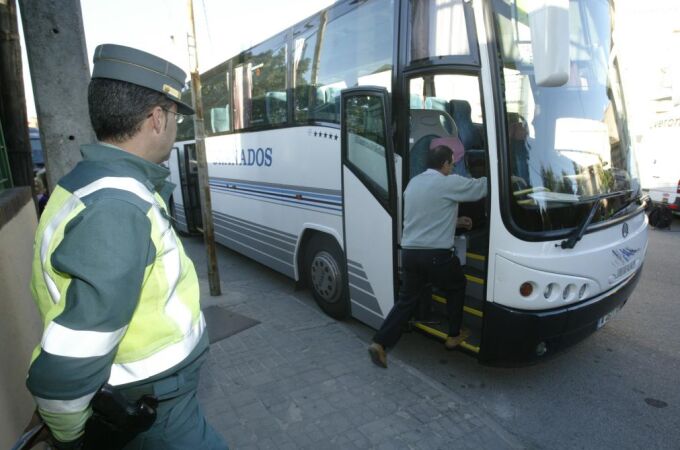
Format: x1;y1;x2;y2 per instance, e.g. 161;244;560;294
117;372;197;403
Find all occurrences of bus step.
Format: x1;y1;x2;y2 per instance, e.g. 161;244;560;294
464;251;486;272
412;315;481;354
430;292;484;317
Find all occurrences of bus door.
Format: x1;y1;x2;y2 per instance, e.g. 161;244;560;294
340;87;398;329
176;142;203;233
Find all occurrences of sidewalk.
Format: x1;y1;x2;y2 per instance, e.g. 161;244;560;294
185;236;524;449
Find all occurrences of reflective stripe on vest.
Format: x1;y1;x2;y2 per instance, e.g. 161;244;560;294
108;313;206;386
42;322;128;358
37;176;204;381
35;392;95;414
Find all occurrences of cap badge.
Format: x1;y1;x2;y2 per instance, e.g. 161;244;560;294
162;84;180;99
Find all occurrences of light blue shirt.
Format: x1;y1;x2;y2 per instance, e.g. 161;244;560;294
401;169;487;250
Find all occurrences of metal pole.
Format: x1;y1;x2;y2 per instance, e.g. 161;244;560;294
187;0;221;296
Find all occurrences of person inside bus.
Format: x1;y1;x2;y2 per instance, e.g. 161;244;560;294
368;145;488;368
24;44;228;449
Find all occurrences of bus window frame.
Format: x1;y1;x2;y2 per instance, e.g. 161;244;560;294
401;65;488;176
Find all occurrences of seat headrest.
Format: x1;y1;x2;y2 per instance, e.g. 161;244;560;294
449;99;472;120
410;109;458;138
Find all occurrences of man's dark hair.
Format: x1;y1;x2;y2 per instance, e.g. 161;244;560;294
88;78;175;143
427;145;453;170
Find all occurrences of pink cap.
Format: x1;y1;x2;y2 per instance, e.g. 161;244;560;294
430;137;464;163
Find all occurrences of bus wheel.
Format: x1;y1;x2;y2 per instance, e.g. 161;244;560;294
305;234;350;320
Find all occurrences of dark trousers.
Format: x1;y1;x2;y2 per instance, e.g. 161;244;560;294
373;249;467;349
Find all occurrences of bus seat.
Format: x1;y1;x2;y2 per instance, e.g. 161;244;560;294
409;109;460;179
409;109;458;149
210;107;230;133
449;100;484;150
410;93;423;109
424;96;448;112
265;91;287;124
311;90;341;122
410;134;437;179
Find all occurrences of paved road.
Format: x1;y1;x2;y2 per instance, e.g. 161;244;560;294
190;216;679;449
187;239;522;449
341;217;680;449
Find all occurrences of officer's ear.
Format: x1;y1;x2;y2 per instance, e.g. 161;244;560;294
147;106;166;135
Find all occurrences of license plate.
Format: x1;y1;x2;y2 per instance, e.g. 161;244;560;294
597;307;620;329
616;260;636;278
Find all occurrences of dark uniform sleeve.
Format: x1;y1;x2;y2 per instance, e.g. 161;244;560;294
26;198;154;442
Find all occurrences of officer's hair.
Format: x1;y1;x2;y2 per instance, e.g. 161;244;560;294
88;78;175;143
427;145;453;170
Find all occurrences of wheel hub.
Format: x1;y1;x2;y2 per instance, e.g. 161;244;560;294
310;251;341;303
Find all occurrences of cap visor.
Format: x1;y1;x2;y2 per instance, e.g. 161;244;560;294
175;99;194;115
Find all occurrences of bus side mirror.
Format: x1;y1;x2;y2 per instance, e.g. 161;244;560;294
529;0;570;87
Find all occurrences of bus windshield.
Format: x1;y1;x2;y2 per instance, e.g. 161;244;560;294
493;0;640;233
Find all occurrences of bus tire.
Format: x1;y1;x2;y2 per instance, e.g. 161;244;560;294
305;234;350;320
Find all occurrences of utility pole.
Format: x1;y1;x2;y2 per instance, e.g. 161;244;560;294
0;0;32;187
19;0;95;192
187;0;221;296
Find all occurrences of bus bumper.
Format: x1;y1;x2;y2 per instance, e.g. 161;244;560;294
478;267;643;366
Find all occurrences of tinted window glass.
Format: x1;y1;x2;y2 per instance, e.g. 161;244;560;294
176;89;195;141
494;0;637;232
410;0;473;62
294;0;394;124
233;37;288;129
345;94;389;202
408;73;486;180
202;64;231;136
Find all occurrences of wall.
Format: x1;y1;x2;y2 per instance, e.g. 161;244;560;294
0;187;43;448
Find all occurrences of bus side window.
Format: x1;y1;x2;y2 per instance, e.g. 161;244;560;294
202;64;231;136
233;38;288;130
293;0;394;125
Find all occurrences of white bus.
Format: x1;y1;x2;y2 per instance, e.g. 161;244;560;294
640;107;680;215
169;0;648;364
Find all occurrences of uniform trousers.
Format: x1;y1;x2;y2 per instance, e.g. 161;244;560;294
119;349;228;450
122;389;227;450
373;248;467;348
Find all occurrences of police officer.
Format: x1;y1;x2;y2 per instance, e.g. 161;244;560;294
26;44;228;449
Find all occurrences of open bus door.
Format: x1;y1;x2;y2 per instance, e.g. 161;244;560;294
174;142;202;233
340;87;398;329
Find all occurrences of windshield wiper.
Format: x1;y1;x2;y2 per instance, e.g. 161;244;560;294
559;190;631;249
610;191;644;219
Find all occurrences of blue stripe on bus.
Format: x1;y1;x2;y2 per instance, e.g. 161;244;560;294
210;184;343;213
209;178;342;204
208;180;342;212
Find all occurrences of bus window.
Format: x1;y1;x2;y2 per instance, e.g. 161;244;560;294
408;73;486;180
410;0;475;63
176;88;195;141
346;95;390;203
293;0;394;125
233;37;288;129
202;63;231;136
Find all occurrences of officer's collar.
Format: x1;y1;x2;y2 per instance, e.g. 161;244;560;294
81;143;171;192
